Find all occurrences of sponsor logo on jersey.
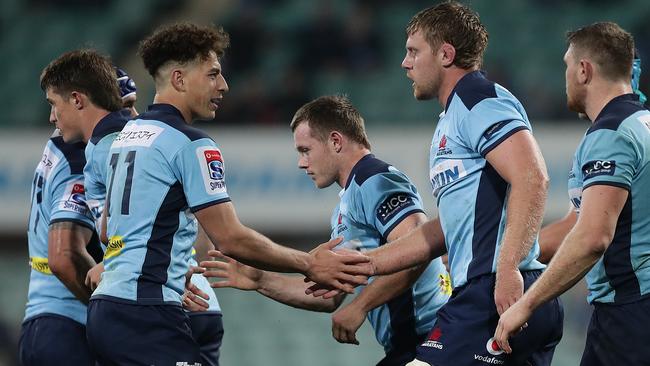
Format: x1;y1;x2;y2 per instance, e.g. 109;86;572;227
430;159;467;197
438;273;452;296
104;236;124;260
38;145;60;179
422;327;444;349
436;134;453;156
485;337;504;356
175;362;202;366
376;193;416;225
112;124;163;148
582;160;616;179
483;120;512;140
204;150;224;180
335;213;348;234
568;187;582;213
29;257;52;275
638;114;650;132
60;182;89;214
474;354;505;364
197;147;227;195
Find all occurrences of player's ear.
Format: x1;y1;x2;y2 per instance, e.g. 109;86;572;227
440;43;456;68
170;68;186;92
578;59;593;85
330;131;343;153
69;91;84;110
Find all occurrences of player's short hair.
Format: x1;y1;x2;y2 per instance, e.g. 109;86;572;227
40;49;122;112
407;1;488;69
566;22;634;82
138;22;230;78
290;95;371;150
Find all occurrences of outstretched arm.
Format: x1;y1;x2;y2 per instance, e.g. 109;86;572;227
195;202;372;293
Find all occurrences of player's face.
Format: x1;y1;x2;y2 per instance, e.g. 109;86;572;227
294;122;338;189
564;46;587;114
402;31;442;100
45;88;84;142
185;51;229;121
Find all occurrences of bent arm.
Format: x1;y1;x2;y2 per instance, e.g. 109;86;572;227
48;221;97;304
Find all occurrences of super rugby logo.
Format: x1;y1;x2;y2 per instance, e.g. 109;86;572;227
204;150;224;180
60;182;88;214
197;147;227;195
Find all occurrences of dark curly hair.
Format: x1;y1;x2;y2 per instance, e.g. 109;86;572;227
407;2;488;69
40;49;122;112
138;22;230;77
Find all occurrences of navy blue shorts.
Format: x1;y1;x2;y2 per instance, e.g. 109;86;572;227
188;312;224;366
580;295;650;366
377;333;427;366
415;270;563;366
86;298;200;365
19;314;95;366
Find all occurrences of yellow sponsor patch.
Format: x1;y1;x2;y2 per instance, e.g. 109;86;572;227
104;236;125;259
438;273;452;296
30;257;52;275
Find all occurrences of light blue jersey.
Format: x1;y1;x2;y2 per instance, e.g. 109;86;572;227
430;71;545;289
84;108;221;312
24;133;95;325
332;154;450;352
93;104;230;305
568;94;650;304
84;109;131;227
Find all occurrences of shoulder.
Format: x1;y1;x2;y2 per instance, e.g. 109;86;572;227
347;155;391;187
49;135;86;175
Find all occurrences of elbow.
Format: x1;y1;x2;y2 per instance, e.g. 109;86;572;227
48;253;70;278
587;233;613;256
530;168;550;193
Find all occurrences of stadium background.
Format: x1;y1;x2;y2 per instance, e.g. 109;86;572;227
0;0;648;364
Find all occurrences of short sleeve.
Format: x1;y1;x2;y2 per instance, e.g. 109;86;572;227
461;98;530;156
173;138;231;212
49;168;94;229
578;130;637;190
359;170;425;240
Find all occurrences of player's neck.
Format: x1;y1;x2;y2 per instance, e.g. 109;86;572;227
82;108;111;143
585;80;633;122
337;148;372;188
153;93;193;123
438;67;479;109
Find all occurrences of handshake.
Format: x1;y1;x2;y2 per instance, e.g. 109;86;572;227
183;237;375;311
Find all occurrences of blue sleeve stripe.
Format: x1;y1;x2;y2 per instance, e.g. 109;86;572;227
380;208;425;242
49;218;95;231
190;197;232;213
480;125;529;157
583;180;631;192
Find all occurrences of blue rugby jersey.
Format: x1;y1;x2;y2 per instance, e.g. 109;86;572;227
429;71;545;289
24;132;95;324
333;154;450;351
568;94;650;304
84;109;131;227
84;108;221;312
93;104;230;305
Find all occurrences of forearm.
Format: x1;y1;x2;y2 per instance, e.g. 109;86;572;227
349;264;427;313
369;219;446;275
52;249;96;304
497;180;546;272
257;272;340;312
538;209;576;264
521;227;601;310
218;227;310;274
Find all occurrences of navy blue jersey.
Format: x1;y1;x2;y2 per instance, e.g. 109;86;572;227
25;132;94;324
429;71;545;288
94;104;230;305
568;94;650;304
332;154;450;351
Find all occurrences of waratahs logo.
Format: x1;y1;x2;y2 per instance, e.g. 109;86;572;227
204;150;224;180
